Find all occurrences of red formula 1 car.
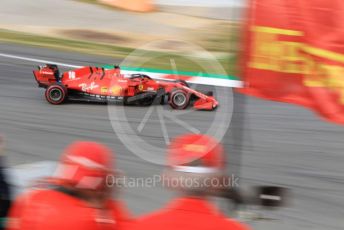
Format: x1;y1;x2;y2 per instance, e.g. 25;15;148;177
33;64;218;110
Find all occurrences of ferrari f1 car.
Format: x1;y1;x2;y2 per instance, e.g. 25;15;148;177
33;64;218;110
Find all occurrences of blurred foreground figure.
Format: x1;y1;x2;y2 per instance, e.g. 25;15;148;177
132;134;249;230
0;138;11;230
6;141;131;230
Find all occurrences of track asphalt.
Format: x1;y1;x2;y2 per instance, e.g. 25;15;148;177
0;43;343;229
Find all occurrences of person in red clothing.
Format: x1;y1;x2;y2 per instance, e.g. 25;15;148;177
6;141;131;230
0;137;11;230
132;133;250;230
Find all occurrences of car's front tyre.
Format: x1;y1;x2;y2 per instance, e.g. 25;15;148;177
169;88;190;110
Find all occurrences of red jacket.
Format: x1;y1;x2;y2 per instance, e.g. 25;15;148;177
6;188;131;230
132;197;250;230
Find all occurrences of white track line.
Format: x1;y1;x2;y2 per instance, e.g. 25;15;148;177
0;53;81;68
0;52;241;87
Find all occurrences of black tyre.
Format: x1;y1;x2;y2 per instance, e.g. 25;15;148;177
169;89;190;110
45;84;67;105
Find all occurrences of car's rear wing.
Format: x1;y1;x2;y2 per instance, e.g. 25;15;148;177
33;64;60;88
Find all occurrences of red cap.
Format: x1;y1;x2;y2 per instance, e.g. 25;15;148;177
167;134;225;173
55;141;113;190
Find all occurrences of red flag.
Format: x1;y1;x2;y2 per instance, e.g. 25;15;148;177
240;0;344;125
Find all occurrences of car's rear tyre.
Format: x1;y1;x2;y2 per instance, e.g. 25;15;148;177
169;89;190;110
45;84;67;105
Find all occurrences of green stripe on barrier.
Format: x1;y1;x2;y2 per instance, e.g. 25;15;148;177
102;65;239;81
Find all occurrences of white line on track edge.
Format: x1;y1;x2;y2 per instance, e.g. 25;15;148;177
0;53;241;87
0;53;82;68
